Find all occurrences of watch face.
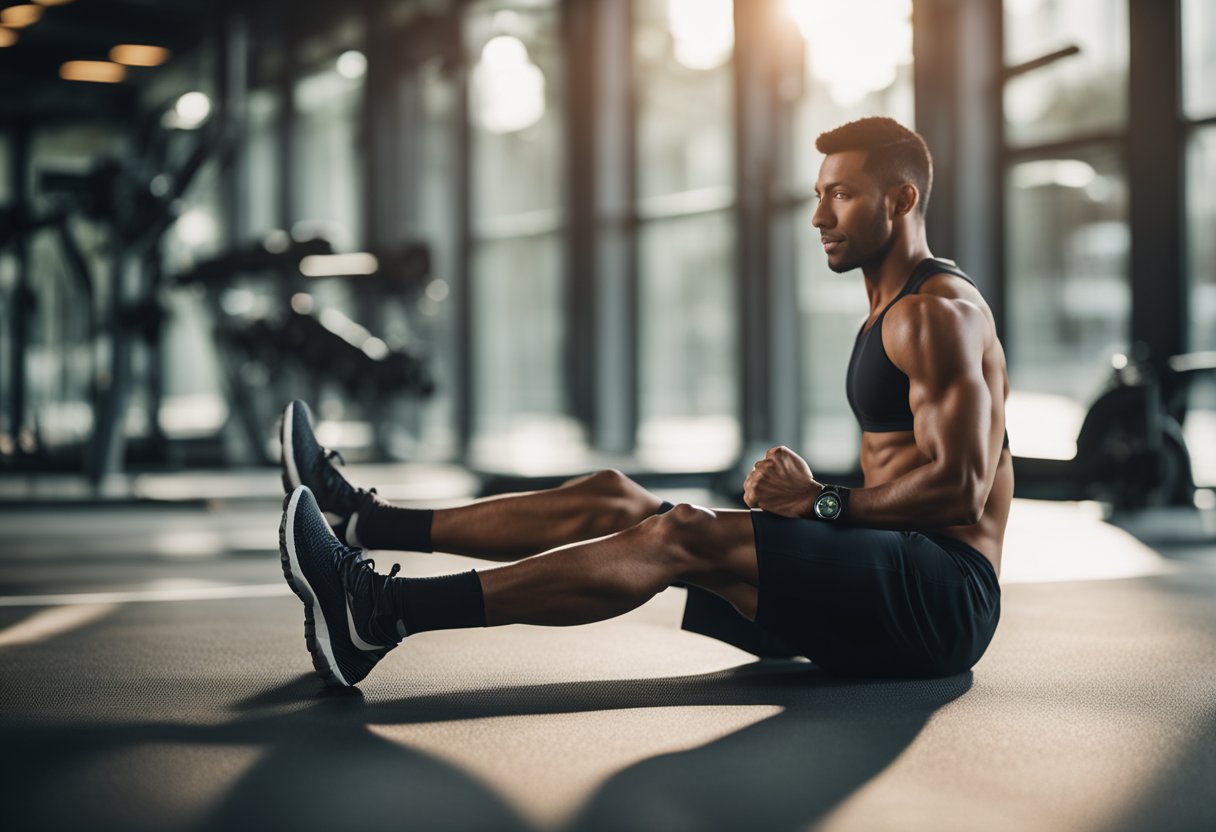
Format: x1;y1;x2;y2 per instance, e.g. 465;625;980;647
815;492;841;519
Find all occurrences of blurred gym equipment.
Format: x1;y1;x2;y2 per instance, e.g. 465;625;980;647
1014;347;1216;510
2;43;435;482
175;233;434;464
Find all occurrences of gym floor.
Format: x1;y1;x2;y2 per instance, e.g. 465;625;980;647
2;470;1214;832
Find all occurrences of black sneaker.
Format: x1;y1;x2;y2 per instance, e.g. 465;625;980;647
279;400;375;546
278;485;403;687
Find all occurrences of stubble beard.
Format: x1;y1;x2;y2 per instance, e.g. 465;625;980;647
827;213;894;275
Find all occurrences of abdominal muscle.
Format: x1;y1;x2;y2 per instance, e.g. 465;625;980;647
859;431;1012;577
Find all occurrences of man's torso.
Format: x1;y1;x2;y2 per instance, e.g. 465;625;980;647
850;263;1013;575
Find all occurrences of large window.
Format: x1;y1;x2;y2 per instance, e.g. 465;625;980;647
1186;130;1216;486
1003;0;1127;147
161;154;228;439
20;126;121;450
410;61;462;462
788;0;915;472
1187;130;1216;355
634;0;738;470
293;55;364;253
1007;149;1129;398
0;132;11;444
1001;0;1129;460
244;87;281;238
637;211;736;468
466;1;568;466
1182;0;1216;120
1183;0;1216;355
1182;0;1216;486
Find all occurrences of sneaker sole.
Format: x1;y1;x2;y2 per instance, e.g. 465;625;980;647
279;402;302;495
278;488;350;687
278;402;354;541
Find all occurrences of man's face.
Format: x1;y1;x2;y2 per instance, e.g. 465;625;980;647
811;150;893;274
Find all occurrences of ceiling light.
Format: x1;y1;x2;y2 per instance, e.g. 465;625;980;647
110;44;171;67
59;61;126;83
299;253;379;277
34;0;78;6
0;5;43;28
0;28;17;48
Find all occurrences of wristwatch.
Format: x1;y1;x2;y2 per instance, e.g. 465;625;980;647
812;484;850;521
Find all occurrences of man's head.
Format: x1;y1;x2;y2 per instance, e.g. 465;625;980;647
812;117;933;273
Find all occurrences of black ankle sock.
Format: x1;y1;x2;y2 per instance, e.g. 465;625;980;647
354;499;434;552
390;570;485;636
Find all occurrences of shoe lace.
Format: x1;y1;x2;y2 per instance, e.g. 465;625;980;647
336;547;401;645
312;448;358;505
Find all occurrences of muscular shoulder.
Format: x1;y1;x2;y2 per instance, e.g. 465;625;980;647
882;292;989;383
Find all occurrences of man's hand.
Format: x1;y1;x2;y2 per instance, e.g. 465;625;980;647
742;446;819;517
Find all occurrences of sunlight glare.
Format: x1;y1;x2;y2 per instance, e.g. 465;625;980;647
786;0;912;106
667;0;734;70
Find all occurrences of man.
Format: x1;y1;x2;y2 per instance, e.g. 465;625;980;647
277;117;1009;688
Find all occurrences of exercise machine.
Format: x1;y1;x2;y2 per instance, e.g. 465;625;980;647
1014;347;1215;510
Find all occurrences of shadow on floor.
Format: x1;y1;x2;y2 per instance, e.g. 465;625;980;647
1109;702;1216;832
2;663;972;832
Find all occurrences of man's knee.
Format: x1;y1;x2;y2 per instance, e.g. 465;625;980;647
647;505;759;595
583;468;636;498
651;503;719;566
553;469;649;539
580;468;655;528
662;502;715;526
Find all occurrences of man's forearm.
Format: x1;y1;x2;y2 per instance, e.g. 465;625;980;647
836;463;985;529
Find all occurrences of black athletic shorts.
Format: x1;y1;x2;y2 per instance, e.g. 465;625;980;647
680;511;1001;678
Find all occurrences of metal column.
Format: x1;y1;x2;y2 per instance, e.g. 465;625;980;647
734;0;802;458
1128;0;1185;364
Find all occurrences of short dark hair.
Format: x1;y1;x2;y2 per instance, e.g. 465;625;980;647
815;117;933;215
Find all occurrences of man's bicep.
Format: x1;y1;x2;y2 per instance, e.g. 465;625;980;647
892;300;992;465
910;369;993;466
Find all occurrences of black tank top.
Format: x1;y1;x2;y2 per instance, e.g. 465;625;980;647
845;258;1009;448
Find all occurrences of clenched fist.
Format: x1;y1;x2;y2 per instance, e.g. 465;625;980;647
742;446;820;518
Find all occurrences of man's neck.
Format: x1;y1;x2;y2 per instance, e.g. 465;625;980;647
861;227;933;314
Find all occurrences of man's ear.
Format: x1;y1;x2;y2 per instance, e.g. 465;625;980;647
891;183;918;218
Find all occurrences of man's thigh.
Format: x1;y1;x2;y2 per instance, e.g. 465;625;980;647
749;512;996;676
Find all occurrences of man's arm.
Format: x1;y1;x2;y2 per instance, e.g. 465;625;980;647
846;295;996;528
742;295;1000;526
